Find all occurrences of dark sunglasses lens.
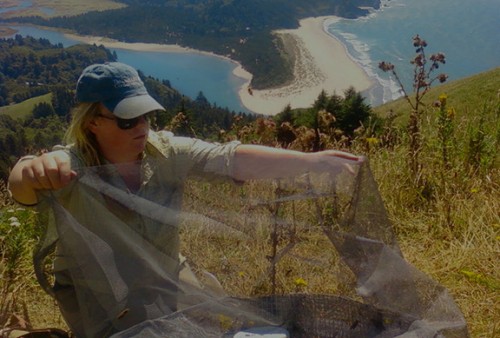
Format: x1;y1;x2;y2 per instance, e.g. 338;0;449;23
116;117;140;130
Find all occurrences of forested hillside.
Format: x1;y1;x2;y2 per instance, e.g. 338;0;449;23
0;35;116;107
4;0;380;89
0;35;256;180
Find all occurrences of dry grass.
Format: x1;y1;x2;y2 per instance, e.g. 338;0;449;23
0;0;126;19
0;179;66;330
178;151;499;338
1;135;498;337
179;178;359;299
368;141;499;338
1;157;497;336
1;69;498;335
0;27;16;37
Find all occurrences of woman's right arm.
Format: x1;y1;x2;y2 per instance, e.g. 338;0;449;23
8;150;77;205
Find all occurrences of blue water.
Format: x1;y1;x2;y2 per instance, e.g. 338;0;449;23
3;0;500;109
5;26;250;113
116;51;247;112
327;0;500;105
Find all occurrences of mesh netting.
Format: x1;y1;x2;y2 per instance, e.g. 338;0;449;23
34;158;468;337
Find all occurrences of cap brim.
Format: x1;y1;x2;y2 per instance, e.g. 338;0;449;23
104;94;165;119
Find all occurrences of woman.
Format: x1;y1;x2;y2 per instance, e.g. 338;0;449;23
8;62;362;337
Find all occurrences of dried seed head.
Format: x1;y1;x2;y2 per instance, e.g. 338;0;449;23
378;61;394;72
437;73;448;83
413;34;427;47
430;52;446;63
411;54;424;67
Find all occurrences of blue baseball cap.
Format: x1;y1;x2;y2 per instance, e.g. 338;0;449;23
76;62;165;119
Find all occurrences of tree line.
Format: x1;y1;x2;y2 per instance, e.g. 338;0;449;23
0;35;116;106
0;35;256;180
4;0;380;89
0;35;373;181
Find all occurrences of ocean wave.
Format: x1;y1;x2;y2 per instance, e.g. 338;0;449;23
325;0;498;106
380;0;406;10
325;1;412;106
381;74;405;103
362;73;403;106
371;76;402;105
325;26;392;105
351;0;406;22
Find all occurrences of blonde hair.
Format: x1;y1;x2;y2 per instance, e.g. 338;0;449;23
64;102;102;166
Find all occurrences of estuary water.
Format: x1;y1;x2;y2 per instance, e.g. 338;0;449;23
5;25;250;113
3;0;499;111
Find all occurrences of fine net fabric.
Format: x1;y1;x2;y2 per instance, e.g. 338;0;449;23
34;159;468;337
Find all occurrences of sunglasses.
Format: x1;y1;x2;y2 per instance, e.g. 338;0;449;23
97;113;152;130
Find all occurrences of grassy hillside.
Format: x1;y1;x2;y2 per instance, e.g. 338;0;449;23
0;93;52;119
0;0;126;19
0;68;498;337
373;66;500;122
367;67;499;337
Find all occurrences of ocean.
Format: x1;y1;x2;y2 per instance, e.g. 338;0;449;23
327;0;500;105
3;0;499;111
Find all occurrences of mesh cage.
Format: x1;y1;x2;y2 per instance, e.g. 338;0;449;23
34;158;468;337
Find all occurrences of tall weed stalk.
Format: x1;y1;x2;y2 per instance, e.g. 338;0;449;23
379;35;448;187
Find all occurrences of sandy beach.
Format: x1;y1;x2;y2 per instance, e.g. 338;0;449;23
64;33;204;54
239;16;373;115
65;16;372;116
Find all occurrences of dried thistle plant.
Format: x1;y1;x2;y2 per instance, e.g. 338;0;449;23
379;35;448;182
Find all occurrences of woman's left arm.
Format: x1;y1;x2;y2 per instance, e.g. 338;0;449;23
231;144;364;181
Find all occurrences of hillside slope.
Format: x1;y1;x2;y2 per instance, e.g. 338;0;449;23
373;66;500;121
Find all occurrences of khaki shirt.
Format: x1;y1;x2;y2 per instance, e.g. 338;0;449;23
36;131;240;337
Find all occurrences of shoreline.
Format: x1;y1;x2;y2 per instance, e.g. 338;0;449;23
63;31;254;90
239;16;373;115
64;32;224;56
31;17;372;116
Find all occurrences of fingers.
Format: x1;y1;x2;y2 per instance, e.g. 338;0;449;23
22;155;56;190
320;150;365;165
333;151;358;161
55;154;77;186
315;150;366;176
327;150;365;162
22;152;76;191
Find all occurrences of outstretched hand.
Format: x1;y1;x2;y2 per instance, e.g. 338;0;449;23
310;149;365;175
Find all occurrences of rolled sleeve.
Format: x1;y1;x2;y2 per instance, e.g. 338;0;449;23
149;131;241;180
189;138;241;177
